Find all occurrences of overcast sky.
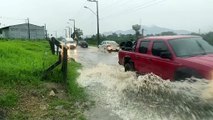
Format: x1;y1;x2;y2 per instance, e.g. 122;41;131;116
0;0;213;37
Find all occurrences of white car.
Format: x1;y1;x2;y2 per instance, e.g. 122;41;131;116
98;40;120;52
65;38;77;49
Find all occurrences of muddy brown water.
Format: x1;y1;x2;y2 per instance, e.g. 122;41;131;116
69;47;213;120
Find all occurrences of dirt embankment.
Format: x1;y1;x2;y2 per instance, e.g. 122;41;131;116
1;82;90;120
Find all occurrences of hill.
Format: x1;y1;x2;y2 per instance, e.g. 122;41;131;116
103;25;191;36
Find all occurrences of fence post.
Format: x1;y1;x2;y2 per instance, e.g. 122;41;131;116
62;46;68;83
44;37;68;84
56;46;59;55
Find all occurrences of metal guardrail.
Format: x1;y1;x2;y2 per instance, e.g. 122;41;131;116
43;37;68;82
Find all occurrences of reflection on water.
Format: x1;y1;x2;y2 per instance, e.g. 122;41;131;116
68;49;78;61
68;49;71;58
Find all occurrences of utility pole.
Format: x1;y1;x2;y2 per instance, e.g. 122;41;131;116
69;19;75;38
96;1;100;46
66;27;71;38
55;31;58;38
70;28;72;37
27;18;30;39
64;29;67;38
87;0;100;47
141;28;144;38
44;24;47;39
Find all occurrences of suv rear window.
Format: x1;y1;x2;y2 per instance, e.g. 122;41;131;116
152;41;169;57
139;41;150;54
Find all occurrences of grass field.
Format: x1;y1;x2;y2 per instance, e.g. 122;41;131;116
0;39;88;119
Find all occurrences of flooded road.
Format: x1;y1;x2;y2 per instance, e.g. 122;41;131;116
69;47;213;120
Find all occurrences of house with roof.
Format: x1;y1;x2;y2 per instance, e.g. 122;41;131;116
0;23;46;39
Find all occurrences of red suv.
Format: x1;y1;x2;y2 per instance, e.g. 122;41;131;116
118;35;213;81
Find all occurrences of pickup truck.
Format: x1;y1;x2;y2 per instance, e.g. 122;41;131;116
118;35;213;81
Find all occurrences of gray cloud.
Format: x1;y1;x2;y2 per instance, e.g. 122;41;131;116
0;0;213;37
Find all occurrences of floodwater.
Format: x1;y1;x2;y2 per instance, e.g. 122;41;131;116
69;47;213;120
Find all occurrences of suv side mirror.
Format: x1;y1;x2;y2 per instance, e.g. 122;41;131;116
160;52;172;59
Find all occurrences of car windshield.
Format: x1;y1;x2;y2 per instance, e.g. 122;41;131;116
80;41;87;43
106;41;117;44
169;37;213;57
66;41;74;43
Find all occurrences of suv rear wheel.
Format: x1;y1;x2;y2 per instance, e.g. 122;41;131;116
174;70;203;81
124;63;134;72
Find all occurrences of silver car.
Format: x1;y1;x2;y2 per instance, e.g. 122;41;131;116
98;40;120;52
65;38;77;49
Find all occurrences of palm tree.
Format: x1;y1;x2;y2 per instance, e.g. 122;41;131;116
132;24;141;39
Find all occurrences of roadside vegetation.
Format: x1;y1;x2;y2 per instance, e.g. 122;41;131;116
85;24;213;46
0;39;88;119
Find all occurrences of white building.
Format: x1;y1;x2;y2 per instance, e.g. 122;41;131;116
0;23;46;39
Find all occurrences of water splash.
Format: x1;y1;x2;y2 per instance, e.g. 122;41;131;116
77;63;213;120
202;80;213;101
124;74;213;120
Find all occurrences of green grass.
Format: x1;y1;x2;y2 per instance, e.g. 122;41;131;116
0;39;56;108
0;91;18;108
87;39;98;46
0;39;57;86
0;39;88;119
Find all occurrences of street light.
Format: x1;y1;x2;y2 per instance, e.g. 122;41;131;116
64;29;67;38
66;26;71;38
84;6;96;15
86;0;100;46
69;19;75;39
67;22;73;37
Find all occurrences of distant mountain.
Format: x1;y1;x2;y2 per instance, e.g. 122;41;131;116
103;30;134;36
102;25;191;36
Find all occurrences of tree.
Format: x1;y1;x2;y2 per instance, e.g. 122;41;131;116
190;32;213;45
72;28;83;40
190;32;200;36
160;31;177;36
132;24;141;39
107;33;118;40
202;32;213;45
85;35;97;45
146;34;154;37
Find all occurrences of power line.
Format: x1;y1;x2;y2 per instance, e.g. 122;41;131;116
134;0;159;10
100;0;131;13
134;0;167;11
100;0;157;19
100;0;139;16
0;16;27;27
0;16;26;21
100;0;167;20
27;18;30;39
0;16;45;27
